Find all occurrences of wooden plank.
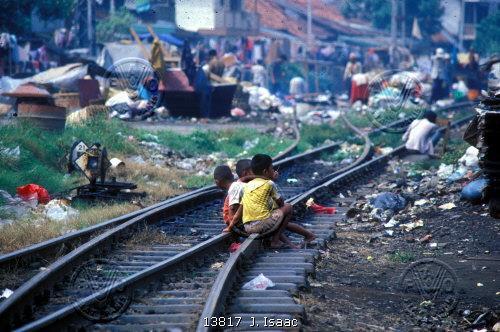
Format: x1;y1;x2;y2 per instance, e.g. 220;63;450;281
129;27;150;59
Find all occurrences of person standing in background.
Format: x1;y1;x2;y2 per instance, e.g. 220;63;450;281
343;53;362;99
465;49;481;101
251;59;268;88
430;48;448;103
270;54;287;95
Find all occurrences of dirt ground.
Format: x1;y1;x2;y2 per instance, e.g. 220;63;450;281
299;155;500;331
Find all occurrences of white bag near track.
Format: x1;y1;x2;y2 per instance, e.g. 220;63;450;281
242;273;275;290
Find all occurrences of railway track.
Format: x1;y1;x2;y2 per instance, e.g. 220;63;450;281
195;112;476;332
0;112;367;330
0;111;304;291
0;102;474;331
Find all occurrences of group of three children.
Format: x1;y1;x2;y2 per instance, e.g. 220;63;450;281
213;154;315;249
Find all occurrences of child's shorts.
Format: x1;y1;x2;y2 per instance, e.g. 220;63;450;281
244;209;284;234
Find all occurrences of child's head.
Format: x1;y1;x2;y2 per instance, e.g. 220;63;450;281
213;165;234;190
235;159;252;178
423;110;437;123
251;154;276;179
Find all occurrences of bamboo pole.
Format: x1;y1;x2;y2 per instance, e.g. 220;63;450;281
129;27;150;59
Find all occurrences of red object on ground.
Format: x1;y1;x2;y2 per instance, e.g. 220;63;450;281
16;184;50;204
309;203;336;214
350;82;369;104
229;242;241;253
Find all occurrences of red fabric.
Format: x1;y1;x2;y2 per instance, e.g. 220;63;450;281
16;184;50;204
229;242;241;253
350;82;369;104
222;195;231;225
162;70;194;92
309;203;336;214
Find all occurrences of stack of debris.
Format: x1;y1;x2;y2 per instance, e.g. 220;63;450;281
2;83;66;130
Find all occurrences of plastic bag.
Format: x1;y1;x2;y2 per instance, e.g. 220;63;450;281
242;273;275;290
370;192;406;213
306;198;336;214
436;163;454;179
458;146;479;168
16;184;50;204
461;178;487;203
0;190;34;218
44;199;79;222
229;242;241;253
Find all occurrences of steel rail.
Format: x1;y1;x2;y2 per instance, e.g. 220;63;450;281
195;111;374;331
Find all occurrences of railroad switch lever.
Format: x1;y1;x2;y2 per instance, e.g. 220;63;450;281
68;140;145;201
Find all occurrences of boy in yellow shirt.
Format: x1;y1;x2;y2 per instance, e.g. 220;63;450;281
224;154;315;249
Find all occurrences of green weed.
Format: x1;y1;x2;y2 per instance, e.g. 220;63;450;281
389;251;415;263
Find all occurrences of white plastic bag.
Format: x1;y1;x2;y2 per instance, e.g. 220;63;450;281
242;273;275;290
44;199;79;222
458;146;479;168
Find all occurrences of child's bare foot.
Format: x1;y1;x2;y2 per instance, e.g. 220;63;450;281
304;235;316;244
270;240;284;249
270;240;300;249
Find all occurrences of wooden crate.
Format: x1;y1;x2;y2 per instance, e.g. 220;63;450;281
54;93;80;110
18;103;67;130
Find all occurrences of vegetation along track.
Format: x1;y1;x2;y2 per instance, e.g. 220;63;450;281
0;102;474;329
0;111;369;330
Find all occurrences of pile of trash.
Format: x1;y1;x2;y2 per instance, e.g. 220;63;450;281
0;184;79;226
105;88;167;121
367;70;429;118
243;86;281;112
331;143;363;164
436;146;479;183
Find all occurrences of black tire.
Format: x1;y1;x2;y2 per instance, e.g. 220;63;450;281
489;196;500;219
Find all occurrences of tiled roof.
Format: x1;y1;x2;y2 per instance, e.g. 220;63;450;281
2;83;51;98
245;0;379;40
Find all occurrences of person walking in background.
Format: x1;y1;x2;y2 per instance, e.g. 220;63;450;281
251;59;268;88
430;48;449;103
465;49;481;101
270;54;287;95
205;49;224;79
364;48;381;72
343;53;362;99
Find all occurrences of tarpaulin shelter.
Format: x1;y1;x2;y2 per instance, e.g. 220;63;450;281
137;32;183;47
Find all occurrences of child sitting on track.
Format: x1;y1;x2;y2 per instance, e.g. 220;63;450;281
224;154;315;249
213;160;254;226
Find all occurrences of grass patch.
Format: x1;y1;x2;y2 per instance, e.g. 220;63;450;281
388;251;415;263
0;202;139;253
184;175;213;189
0;116;292;196
298;120;364;152
154;128;291;158
0;117;293;252
408;138;470;173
